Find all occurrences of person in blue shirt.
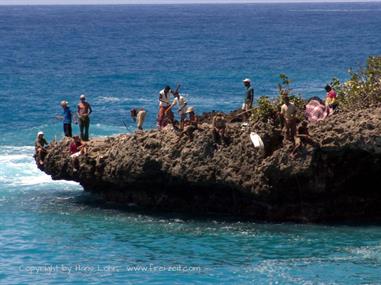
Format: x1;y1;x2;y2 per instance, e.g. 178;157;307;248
57;100;73;137
242;78;254;112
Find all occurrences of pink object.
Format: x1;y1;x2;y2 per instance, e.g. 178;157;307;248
70;142;80;154
305;100;330;123
327;90;337;99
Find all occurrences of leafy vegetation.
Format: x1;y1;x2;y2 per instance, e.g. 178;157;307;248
249;56;381;123
332;56;381;110
251;74;305;124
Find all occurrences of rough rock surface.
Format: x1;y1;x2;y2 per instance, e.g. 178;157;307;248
38;106;381;222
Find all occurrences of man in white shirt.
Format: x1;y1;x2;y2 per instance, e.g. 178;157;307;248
157;85;174;129
166;91;188;130
280;96;297;144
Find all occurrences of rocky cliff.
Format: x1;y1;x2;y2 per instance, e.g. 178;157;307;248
38;106;381;222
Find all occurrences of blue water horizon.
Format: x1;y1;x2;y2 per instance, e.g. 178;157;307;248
1;3;381;284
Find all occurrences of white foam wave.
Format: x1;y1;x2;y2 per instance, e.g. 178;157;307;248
94;96;121;103
0;146;79;188
94;95;152;105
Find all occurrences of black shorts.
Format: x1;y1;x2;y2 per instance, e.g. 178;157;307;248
64;123;72;137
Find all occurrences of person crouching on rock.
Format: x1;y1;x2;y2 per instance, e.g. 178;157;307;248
35;131;48;166
178;107;198;141
291;121;320;157
70;135;87;171
280;96;297;144
212;113;227;146
131;108;147;131
158;86;175;130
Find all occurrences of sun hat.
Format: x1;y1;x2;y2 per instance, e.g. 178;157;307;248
186;107;194;113
37;131;44;136
80;94;86;99
243;78;251;83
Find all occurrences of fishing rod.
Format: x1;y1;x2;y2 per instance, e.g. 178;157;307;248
122;120;128;130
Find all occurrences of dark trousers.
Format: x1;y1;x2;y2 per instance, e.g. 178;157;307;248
63;123;72;137
79;116;90;141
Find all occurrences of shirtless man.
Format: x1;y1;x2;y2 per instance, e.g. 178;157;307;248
292;121;320;156
280;96;297;144
77;94;92;141
212;113;227;145
131;108;147;130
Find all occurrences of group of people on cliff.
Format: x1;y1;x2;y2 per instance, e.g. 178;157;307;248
35;78;337;165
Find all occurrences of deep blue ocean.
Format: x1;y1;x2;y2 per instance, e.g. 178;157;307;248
1;3;381;284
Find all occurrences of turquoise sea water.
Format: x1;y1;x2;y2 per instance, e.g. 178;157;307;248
1;3;381;284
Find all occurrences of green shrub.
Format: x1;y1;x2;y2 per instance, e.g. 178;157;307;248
250;74;305;124
333;56;381;110
251;96;278;122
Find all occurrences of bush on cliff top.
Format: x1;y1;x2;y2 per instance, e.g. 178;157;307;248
251;74;305;124
250;56;381;124
332;56;381;110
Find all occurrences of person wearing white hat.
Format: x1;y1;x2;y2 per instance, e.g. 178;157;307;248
77;94;92;141
35;131;48;166
242;78;254;114
185;107;197;126
178;107;198;141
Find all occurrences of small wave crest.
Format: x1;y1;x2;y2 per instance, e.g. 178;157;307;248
0;146;79;188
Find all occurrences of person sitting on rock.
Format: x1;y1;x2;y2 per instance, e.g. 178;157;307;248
212;113;227;145
280;96;297;144
291;121;320;156
178;107;198;141
35;131;48;166
70;135;87;157
131;108;147;131
69;135;87;171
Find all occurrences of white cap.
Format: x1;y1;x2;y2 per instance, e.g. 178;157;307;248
38;131;44;136
186;107;194;113
243;78;251;83
60;100;68;106
80;94;86;99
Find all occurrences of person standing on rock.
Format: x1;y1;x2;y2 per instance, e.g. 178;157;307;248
158;86;175;130
280;96;297;144
77;94;92;141
242;78;254;112
166;90;188;130
56;100;73;137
